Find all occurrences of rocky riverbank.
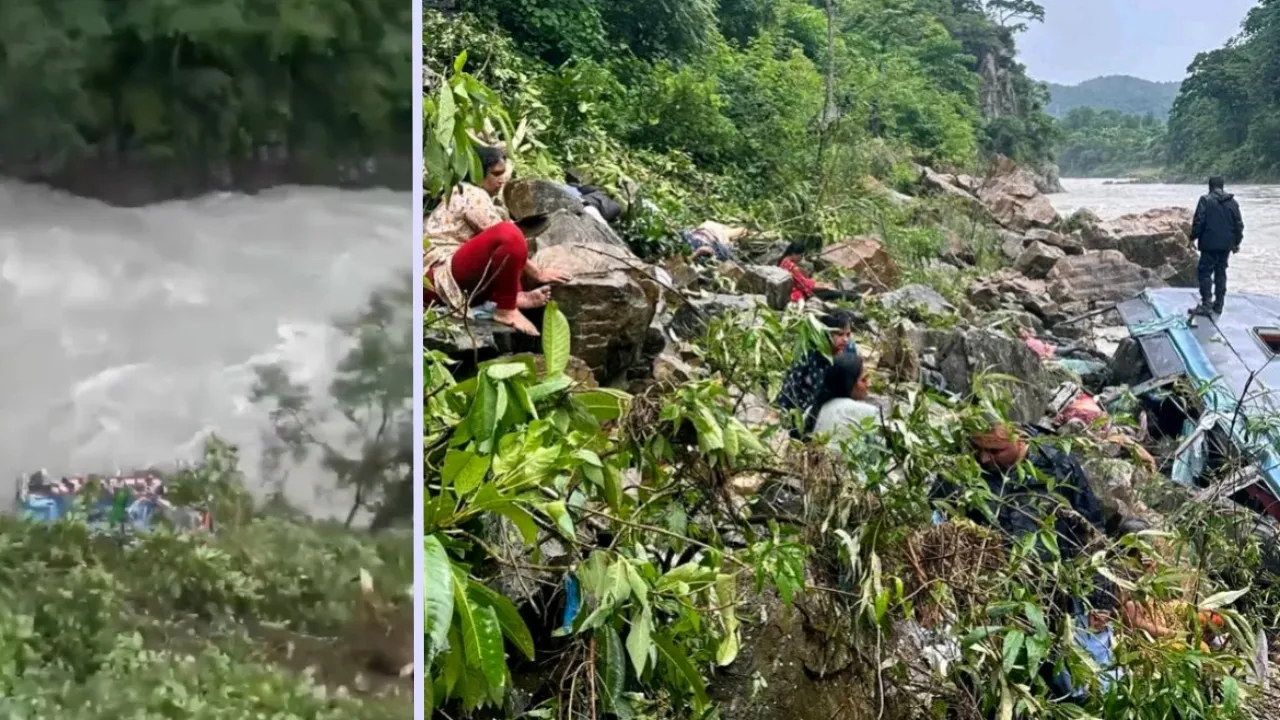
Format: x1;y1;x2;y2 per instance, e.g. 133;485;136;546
426;156;1280;718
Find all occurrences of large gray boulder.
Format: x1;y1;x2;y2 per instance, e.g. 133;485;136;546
669;293;767;340
1015;240;1066;279
503;179;583;222
977;156;1061;232
723;263;794;310
923;327;1050;423
1024;228;1084;255
523;209;629;252
1046;250;1163;304
1078;207;1197;286
880;284;955;317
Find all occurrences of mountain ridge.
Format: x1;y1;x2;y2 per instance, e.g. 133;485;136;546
1042;74;1181;120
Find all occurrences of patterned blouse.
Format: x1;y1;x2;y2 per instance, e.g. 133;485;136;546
424;183;506;308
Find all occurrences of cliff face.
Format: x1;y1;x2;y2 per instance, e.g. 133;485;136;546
978;45;1019;119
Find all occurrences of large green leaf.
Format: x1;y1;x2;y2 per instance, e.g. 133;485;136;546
469;581;536;660
627;606;653;676
597;626;635;719
453;566;507;691
441;449;491;496
542;302;571;378
653;632;709;711
435;81;456;147
424;535;455;666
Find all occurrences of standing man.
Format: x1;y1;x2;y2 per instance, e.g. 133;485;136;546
1189;175;1245;316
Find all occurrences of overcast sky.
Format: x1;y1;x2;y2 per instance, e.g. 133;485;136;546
1017;0;1257;85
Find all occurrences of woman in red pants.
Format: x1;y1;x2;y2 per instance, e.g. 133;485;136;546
424;147;567;335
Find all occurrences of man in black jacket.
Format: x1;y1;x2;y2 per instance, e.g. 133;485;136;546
1189;175;1245;316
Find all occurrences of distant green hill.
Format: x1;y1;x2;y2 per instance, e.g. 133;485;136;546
1043;75;1181;120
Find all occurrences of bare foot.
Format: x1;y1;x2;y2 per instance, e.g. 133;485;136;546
494;308;539;336
517;287;551;309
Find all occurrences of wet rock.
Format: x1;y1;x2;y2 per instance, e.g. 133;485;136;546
1079;207;1197;285
523;208;629;252
977;156;1061;231
880;284;955;317
669;293;765;340
928;327;1049;422
1015;240;1066;279
503;179;584;222
1024;227;1084;255
725;263;794;310
1047;250;1163;305
817;236;901;291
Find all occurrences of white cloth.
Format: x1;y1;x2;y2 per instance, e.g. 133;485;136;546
813;398;882;450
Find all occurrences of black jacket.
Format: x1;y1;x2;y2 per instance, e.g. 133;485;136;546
1191;189;1244;252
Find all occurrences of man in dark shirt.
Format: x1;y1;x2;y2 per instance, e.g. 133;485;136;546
1189;175;1245;316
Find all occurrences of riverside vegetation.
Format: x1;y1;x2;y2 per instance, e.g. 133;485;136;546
0;284;414;718
426;1;1280;718
1045;0;1280;180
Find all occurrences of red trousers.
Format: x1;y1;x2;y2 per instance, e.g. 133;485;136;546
424;221;528;310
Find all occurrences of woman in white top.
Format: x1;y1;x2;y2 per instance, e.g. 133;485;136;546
806;352;882;450
424;146;568;335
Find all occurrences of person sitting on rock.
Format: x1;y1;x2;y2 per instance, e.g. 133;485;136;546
805;352;883;450
775;309;859;431
779;239;820;303
424;146;569;335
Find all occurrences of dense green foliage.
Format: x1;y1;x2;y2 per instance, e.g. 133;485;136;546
1044;76;1181;120
1055;107;1167;178
0;438;413;718
0;0;411;168
1166;0;1280;180
426;0;1057;238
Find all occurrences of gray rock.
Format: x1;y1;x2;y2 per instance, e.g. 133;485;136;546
523;208;629;252
734;265;794;310
547;272;657;384
503;179;583;222
1108;337;1150;386
1047;250;1162;304
1000;231;1027;262
669;293;766;340
1078;207;1197;286
880;284;955;317
1015;240;1066;279
925;327;1049;423
1024;228;1083;255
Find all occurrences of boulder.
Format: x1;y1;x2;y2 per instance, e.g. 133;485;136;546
917;165;983;206
1062;207;1103;234
880;284;955;317
926;327;1050;422
1000;231;1027;261
1079;207;1197;285
1046;250;1163;304
941;232;976;266
1024;228;1084;255
818;236;901;291
545;272;656;383
503;179;583;222
424;317;536;370
1034;162;1065;194
669;293;767;341
1015;240;1066;279
977;156;1061;232
523;208;629;252
724;263;794;310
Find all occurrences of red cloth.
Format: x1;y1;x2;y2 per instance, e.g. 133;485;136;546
424;221;528;310
780;258;817;302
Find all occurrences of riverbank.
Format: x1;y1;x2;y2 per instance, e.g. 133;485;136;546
427;159;1280;718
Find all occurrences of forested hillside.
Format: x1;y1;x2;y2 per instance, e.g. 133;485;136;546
1055;107;1166;177
1044;75;1180;120
426;0;1059;237
1166;0;1280;180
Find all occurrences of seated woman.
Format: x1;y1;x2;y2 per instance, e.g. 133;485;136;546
424;146;568;335
805;353;882;449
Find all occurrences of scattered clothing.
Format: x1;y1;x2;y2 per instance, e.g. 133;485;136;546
1020;329;1056;360
1054;393;1107;427
780;257;818;302
575;184;623;223
681;229;736;262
